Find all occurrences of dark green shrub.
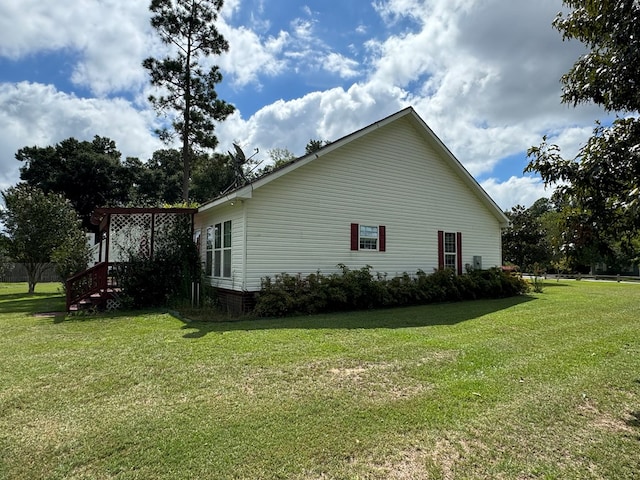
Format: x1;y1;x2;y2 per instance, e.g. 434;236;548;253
254;266;530;317
253;275;296;317
114;215;200;309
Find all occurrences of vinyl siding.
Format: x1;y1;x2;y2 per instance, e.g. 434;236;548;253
232;116;502;291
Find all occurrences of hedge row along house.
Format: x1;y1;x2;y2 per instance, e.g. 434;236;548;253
67;107;508;312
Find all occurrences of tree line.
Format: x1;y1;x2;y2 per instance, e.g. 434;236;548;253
502;197;639;275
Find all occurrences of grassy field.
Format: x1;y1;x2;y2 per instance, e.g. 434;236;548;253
0;281;639;479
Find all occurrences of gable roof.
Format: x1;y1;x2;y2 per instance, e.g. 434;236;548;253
199;107;508;226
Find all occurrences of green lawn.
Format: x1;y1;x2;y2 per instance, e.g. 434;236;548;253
1;281;639;479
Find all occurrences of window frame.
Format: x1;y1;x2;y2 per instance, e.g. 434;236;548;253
438;230;462;275
211;220;232;278
359;225;379;251
444;232;457;270
205;226;213;276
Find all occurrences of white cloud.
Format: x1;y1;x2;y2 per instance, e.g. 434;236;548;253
291;18;315;41
0;82;162;190
0;0;92;57
0;0;151;96
323;53;360;79
481;176;551;211
215;81;408;162
217;25;289;88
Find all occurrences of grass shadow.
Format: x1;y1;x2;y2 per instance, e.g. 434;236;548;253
51;307;169;324
0;291;66;314
177;295;536;338
537;282;572;288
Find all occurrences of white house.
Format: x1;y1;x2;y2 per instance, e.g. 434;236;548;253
194;107;509;311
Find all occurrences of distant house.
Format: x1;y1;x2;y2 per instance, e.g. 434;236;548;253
194;107;509;312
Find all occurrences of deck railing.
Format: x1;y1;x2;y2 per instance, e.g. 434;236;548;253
65;262;109;311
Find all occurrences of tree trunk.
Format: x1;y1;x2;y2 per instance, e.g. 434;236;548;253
182;6;194;203
26;262;42;294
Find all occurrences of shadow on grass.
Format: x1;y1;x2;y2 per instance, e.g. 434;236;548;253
537;282;572;288
0;291;66;314
177;295;537;338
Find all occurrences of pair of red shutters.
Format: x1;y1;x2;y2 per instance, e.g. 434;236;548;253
350;224;462;275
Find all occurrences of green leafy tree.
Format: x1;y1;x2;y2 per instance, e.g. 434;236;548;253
0;184;89;293
51;229;92;289
305;139;330;155
526;1;640;261
16;136;133;228
130;149;184;206
268;147;295;166
143;0;235;202
191;152;235;202
502;203;553;272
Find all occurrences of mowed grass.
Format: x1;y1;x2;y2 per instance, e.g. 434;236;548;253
1;281;639;479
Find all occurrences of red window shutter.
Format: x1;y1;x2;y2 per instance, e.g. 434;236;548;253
437;230;444;269
456;232;463;275
351;223;359;251
379;225;386;252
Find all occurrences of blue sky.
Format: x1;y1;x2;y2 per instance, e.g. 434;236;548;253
0;0;609;209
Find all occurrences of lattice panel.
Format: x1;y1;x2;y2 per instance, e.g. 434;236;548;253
109;213;153;261
153;213;178;238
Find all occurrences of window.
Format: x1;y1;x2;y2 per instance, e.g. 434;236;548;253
211;220;232;278
213;224;221;276
223;220;232;278
205;226;213;275
444;232;457;270
438;230;462;274
351;223;386;251
360;225;378;250
193;229;202;257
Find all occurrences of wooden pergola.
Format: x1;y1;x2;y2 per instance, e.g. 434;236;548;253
66;207;197;311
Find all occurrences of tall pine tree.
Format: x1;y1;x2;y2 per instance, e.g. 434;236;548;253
143;0;235;202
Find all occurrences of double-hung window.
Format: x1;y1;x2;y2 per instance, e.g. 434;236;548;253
212;220;232;278
438;230;462;274
206;221;232;278
444;232;457;270
359;225;378;250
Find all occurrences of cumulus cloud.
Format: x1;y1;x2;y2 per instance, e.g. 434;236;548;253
0;82;162;190
323;53;360;79
215;82;408;161
0;0;151;96
217;25;289;88
481;176;551;211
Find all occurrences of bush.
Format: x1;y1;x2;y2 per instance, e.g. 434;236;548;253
114;215;200;309
254;266;530;317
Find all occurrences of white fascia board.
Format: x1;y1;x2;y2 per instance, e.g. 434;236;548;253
198;188;253;211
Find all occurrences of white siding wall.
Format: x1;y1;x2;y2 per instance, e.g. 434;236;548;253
233;116;502;291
